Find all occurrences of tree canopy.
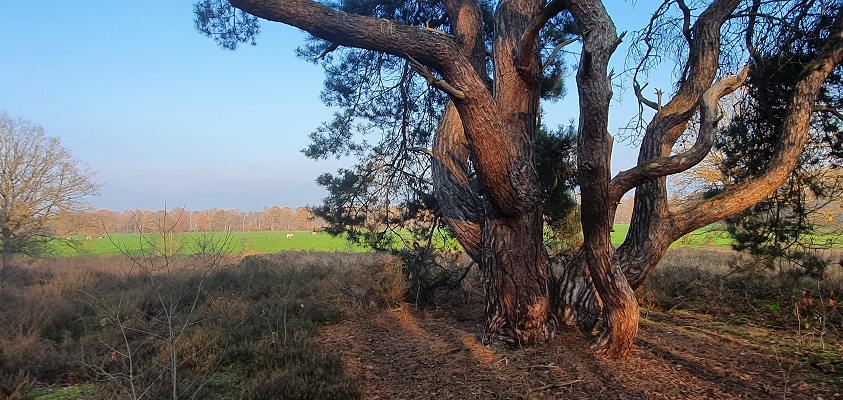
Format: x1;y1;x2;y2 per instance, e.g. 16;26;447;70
0;113;99;272
716;16;843;276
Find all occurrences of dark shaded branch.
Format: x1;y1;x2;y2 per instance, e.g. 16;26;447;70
677;0;693;47
731;12;789;24
814;105;843;121
426;16;448;30
318;42;340;59
744;0;761;63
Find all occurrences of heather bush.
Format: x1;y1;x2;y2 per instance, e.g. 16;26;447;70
0;251;404;398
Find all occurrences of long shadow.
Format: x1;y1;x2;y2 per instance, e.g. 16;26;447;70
319;301;840;399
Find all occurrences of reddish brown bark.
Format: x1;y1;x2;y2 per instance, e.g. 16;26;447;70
555;4;843;360
561;0;639;358
482;211;554;346
428;0;553;346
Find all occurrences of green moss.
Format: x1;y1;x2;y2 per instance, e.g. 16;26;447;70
33;385;95;400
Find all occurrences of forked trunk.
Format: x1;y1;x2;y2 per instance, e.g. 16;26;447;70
432;106;552;347
481;208;553;347
552;249;639;358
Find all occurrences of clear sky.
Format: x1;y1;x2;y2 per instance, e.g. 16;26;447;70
0;1;661;212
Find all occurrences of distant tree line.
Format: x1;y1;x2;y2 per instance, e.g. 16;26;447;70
46;206;328;236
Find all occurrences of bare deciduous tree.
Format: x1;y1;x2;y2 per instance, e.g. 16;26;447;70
0;113;99;273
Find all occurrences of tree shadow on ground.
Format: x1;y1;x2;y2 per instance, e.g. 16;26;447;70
318;296;841;399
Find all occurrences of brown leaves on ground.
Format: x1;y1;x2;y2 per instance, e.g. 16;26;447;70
318;300;842;400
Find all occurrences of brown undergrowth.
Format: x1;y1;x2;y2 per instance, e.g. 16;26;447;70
2;249;842;399
318;248;843;399
0;252;403;399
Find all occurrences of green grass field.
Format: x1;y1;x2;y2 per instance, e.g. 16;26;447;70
48;224;837;258
610;224;734;248
52;231;367;257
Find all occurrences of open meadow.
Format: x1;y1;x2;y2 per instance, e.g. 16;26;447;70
51;232;366;257
2;233;843;399
48;224;747;258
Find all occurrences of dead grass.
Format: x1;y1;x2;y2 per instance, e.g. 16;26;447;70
2;248;843;399
315;248;842;399
640;248;843;381
0;252;404;399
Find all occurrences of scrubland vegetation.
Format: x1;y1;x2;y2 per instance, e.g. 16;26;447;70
0;252;405;399
1;246;842;399
641;249;843;376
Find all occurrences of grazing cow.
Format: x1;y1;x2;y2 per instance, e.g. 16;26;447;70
85;235;93;240
311;231;318;236
65;236;73;241
286;233;294;239
97;236;105;239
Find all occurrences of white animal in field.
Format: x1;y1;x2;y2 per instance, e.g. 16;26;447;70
311;231;318;236
286;233;294;239
85;235;93;240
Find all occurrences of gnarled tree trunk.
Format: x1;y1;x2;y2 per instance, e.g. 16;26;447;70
481;210;554;346
223;0;843;359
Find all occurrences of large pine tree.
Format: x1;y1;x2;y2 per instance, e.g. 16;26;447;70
196;0;843;358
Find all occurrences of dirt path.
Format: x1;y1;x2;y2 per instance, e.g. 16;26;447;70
318;301;842;399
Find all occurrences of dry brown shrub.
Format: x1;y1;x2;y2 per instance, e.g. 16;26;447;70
259;252;406;315
0;332;66;380
0;370;34;400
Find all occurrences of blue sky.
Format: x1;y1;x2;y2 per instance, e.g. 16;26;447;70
0;1;660;211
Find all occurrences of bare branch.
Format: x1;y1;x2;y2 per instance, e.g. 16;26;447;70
731;12;789;24
814;105;843;121
406;55;466;100
654;0;742;146
610;65;749;203
677;0;693;46
542;36;580;72
405;146;435;157
673;8;843;234
744;0;762;63
633;81;660;111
